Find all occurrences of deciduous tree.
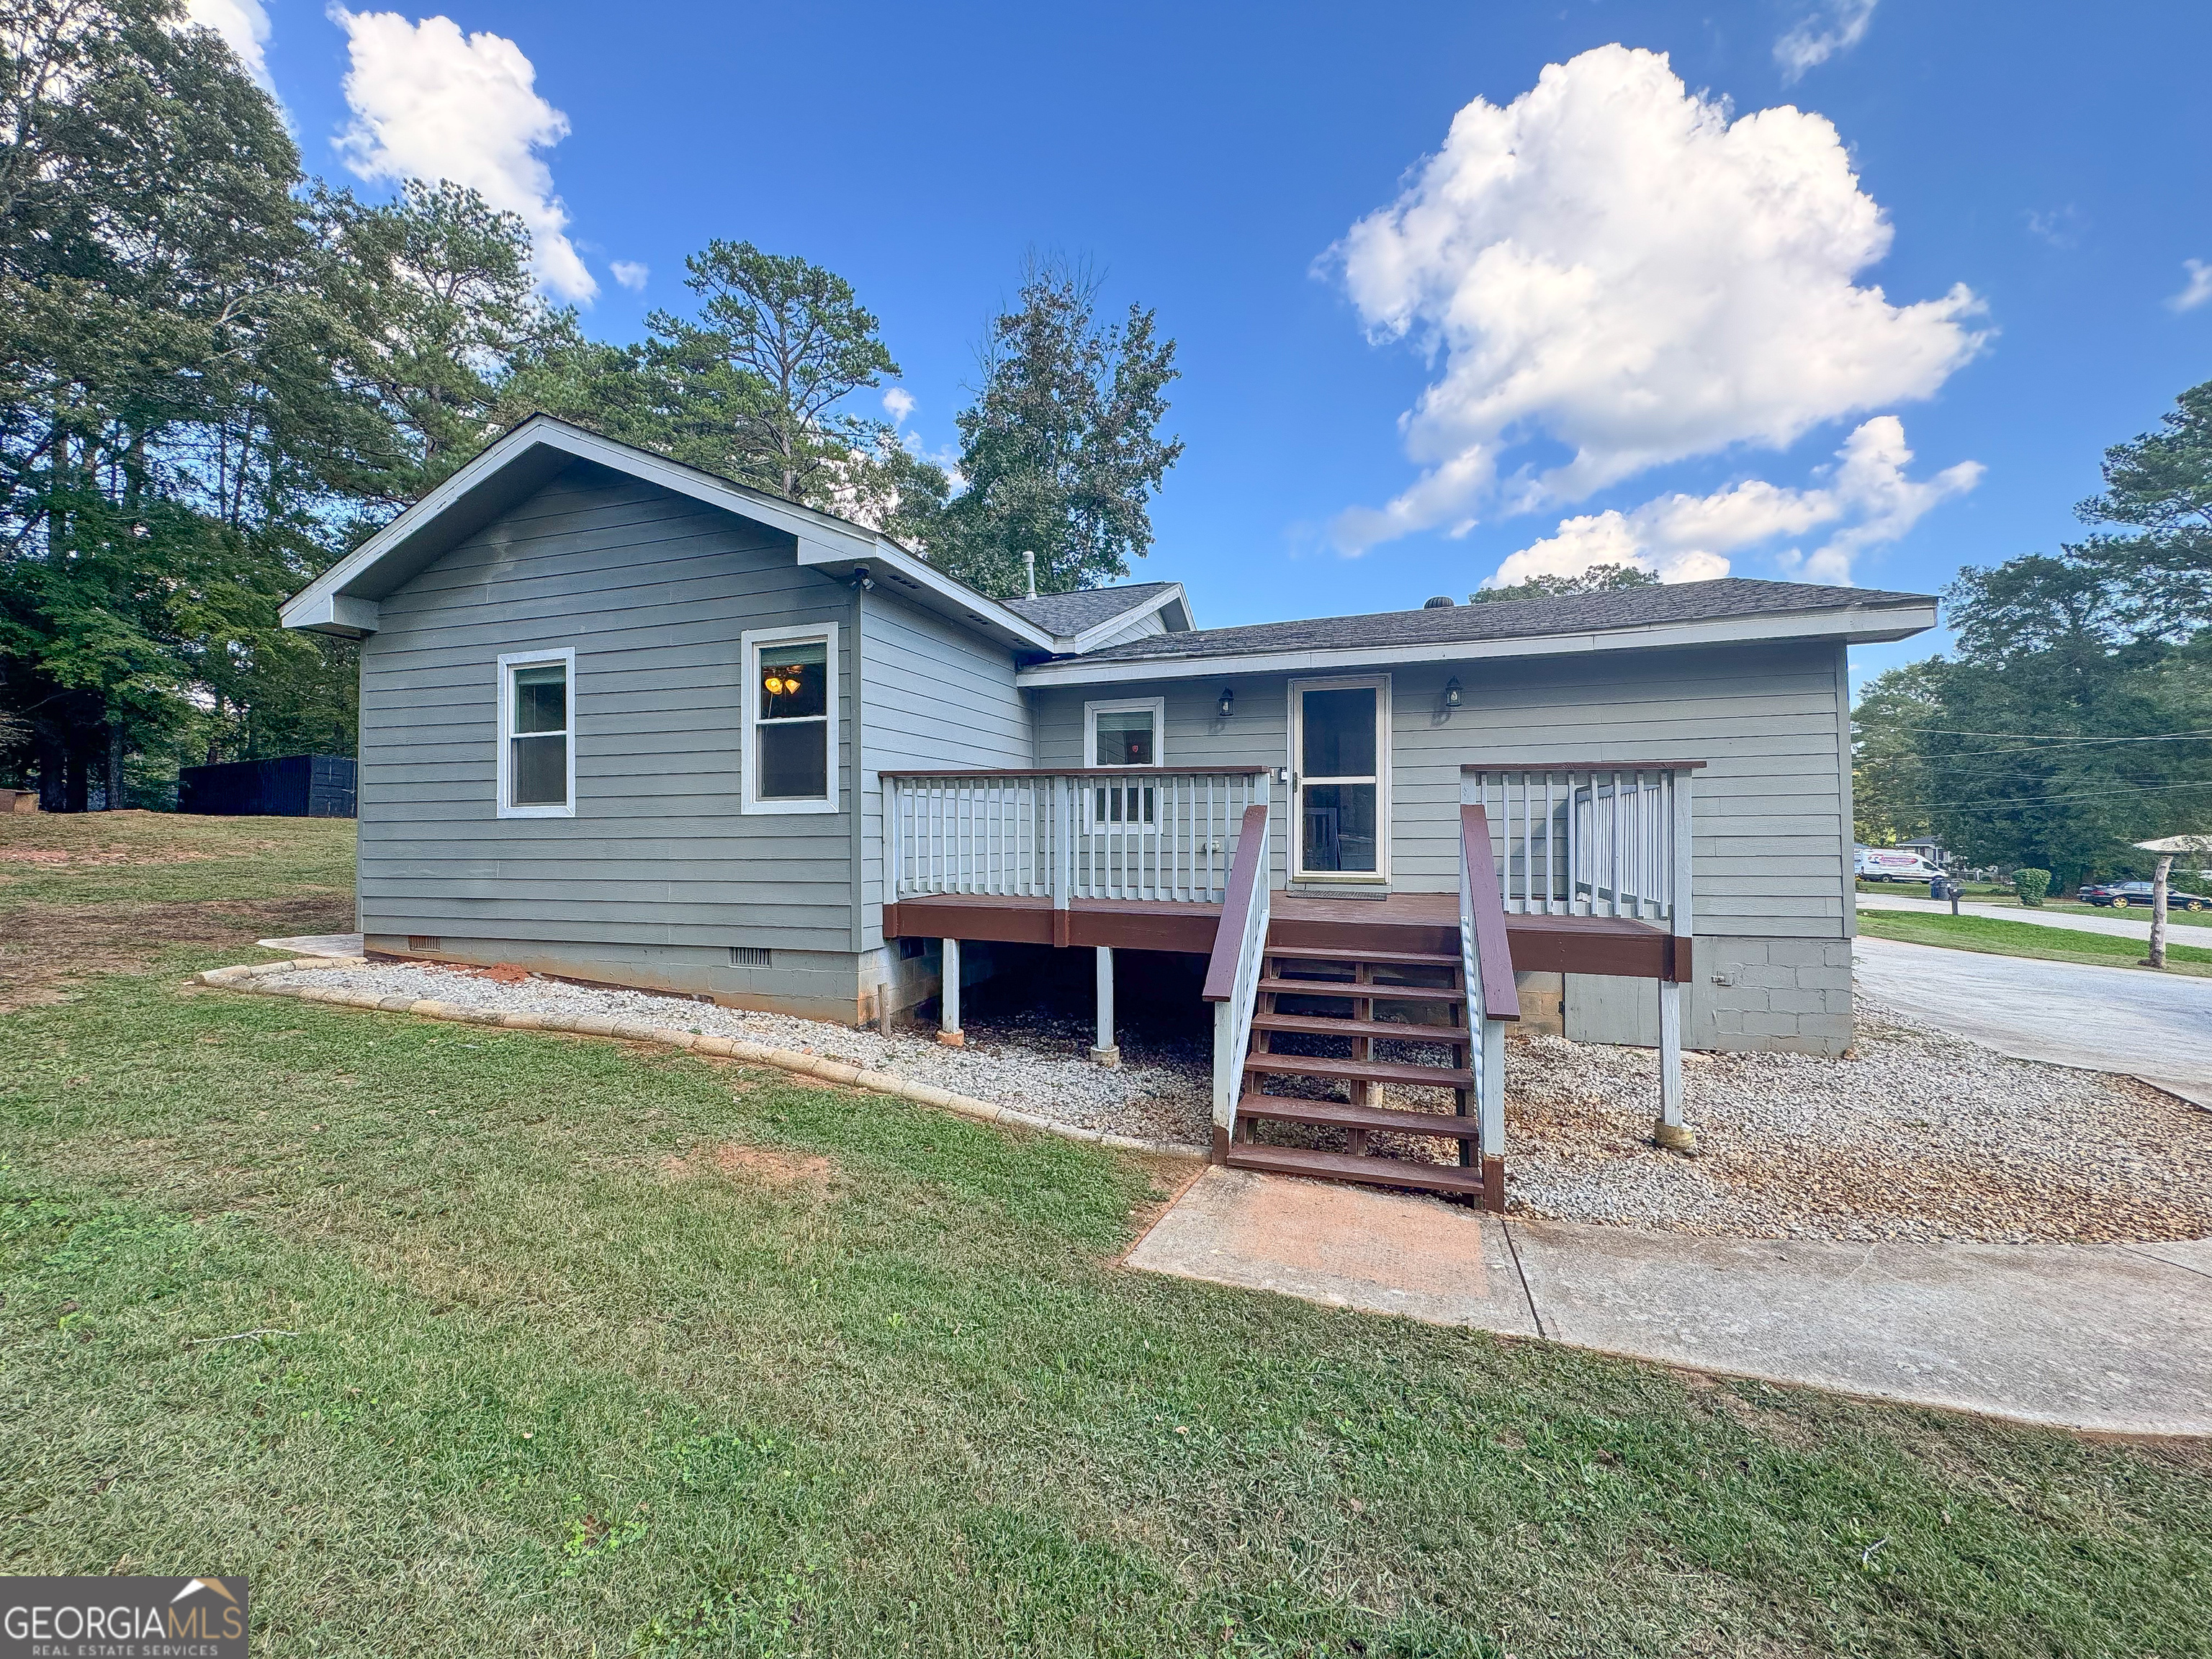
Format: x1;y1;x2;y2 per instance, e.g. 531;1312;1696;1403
930;261;1182;595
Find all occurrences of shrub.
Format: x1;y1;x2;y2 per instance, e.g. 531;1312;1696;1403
2015;868;2052;907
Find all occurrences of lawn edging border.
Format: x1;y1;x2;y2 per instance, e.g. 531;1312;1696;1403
195;958;1205;1162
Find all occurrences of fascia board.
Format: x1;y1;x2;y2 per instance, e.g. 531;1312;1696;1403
1012;603;1939;688
796;536;1058;652
283;592;380;637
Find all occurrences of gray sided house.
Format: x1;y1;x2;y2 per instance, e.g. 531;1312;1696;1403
284;416;1936;1204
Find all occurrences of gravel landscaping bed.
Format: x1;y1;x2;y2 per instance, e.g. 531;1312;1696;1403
1502;997;2212;1244
253;960;1212;1148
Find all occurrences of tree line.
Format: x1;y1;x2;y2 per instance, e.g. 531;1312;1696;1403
1853;379;2212;893
0;0;1180;810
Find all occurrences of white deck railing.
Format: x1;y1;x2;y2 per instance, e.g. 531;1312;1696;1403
1458;803;1520;1208
884;768;1272;907
1460;763;1699;925
1203;804;1273;1149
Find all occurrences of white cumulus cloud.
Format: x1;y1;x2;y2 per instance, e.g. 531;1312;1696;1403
332;9;595;301
2169;258;2212;314
1488;416;1980;590
1326;45;1985;554
1776;0;1879;82
882;387;917;423
182;0;274;92
609;259;649;292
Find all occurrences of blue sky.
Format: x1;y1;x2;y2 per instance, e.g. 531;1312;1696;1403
214;1;2211;687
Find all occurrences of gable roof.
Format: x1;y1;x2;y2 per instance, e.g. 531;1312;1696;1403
1001;580;1194;644
279;414;1063;653
1015;577;1938;687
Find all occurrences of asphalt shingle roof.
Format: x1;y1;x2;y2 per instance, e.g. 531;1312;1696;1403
1052;577;1933;665
1002;581;1181;638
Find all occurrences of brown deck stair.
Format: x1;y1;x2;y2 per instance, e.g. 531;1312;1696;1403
1226;938;1483;1198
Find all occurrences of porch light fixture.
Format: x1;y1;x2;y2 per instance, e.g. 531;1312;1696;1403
1444;677;1462;709
1218;687;1234;718
849;565;875;592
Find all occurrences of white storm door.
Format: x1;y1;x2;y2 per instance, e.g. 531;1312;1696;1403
1290;676;1389;882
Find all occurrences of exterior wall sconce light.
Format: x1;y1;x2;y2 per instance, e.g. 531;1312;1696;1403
1218;687;1234;718
1444;677;1462;709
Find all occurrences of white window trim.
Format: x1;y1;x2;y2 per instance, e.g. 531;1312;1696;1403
495;647;577;819
1084;696;1166;767
1083;696;1166;837
742;623;840;815
1288;673;1392;884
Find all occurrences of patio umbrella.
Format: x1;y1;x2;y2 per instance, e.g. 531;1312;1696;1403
2130;836;2212;968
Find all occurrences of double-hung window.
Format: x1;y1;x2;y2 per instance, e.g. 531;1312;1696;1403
1084;696;1164;832
497;649;575;817
743;625;838;813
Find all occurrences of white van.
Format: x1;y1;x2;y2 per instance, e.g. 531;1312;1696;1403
1856;846;1941;883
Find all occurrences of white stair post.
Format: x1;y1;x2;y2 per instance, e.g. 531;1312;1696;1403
1091;945;1120;1067
938;937;963;1047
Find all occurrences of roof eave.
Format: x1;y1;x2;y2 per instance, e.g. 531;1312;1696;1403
1012;601;1939;688
278;415;1057;653
1057;583;1192;653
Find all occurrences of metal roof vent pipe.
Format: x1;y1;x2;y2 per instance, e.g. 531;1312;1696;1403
1022;549;1037;598
1423;595;1456;608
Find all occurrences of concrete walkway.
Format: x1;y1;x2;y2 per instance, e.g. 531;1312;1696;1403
1857;891;2212;943
1853;934;2212;1109
1128;1166;2212;1436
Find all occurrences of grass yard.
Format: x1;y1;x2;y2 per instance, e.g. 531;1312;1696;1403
0;809;356;1009
1855;908;2212;976
4;816;2211;1655
1856;879;2212;927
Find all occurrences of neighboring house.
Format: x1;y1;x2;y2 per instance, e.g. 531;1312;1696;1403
1897;837;1948;868
282;416;1938;1205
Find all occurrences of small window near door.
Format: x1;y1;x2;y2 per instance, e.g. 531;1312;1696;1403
497;649;575;818
1085;697;1164;831
744;626;838;813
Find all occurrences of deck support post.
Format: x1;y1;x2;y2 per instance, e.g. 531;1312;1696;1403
1653;980;1691;1148
1654;768;1696;1150
937;938;963;1046
1091;945;1120;1067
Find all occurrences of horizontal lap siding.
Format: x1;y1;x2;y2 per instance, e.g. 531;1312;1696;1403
358;462;860;950
858;591;1033;948
1392;647;1851;938
1028;642;1851;940
1030;677;1290;884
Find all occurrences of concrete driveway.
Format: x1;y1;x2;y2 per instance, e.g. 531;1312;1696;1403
1857;891;2212;944
1128;1167;2212;1436
1853;934;2212;1109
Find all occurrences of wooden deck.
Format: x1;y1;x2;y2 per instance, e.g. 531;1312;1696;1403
882;890;1688;981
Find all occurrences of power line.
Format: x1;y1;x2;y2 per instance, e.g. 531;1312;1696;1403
1853;725;2212;743
1854;743;2212;765
1881;778;2212;810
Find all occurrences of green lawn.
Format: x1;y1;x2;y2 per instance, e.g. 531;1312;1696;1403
1855;908;2212;976
1856;879;2212;927
4;819;2210;1655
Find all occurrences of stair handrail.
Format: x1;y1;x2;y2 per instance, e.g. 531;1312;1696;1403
1203;802;1273;1157
1459;803;1520;1208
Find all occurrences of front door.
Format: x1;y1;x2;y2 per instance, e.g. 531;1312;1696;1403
1290;676;1389;884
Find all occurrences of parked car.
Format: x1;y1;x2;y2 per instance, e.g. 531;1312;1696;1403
2080;881;2210;912
1855;846;1941;883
